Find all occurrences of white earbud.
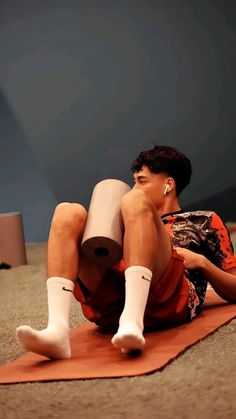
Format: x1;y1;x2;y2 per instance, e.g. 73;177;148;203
164;185;170;196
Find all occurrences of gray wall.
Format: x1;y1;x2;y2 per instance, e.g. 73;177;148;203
0;0;236;241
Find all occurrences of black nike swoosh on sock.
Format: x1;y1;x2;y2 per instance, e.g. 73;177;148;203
62;286;73;292
142;275;151;283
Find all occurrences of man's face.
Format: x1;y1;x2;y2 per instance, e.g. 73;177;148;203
133;165;169;208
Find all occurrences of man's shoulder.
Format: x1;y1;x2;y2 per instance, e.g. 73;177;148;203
179;210;213;218
162;209;215;220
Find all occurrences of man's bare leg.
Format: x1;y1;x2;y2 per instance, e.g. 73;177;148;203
112;189;172;352
16;202;105;359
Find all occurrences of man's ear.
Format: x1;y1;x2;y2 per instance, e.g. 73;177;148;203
167;178;175;192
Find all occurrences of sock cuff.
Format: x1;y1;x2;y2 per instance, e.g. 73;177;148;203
47;277;75;291
125;266;152;278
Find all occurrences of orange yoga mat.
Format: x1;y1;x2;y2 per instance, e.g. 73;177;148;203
0;291;236;384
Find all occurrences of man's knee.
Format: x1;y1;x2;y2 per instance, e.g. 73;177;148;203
51;202;87;236
121;189;154;219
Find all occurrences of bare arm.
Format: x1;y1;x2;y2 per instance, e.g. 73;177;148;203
175;247;236;303
199;260;236;302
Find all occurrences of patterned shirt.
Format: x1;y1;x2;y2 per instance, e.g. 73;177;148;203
161;210;236;313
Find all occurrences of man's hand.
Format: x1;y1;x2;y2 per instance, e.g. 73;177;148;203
176;247;236;303
175;247;205;270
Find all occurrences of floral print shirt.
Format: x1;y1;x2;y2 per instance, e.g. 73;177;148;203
162;210;236;313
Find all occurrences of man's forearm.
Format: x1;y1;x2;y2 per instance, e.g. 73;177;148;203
199;257;236;302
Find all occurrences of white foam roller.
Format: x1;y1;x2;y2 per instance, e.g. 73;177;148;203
0;212;27;267
81;179;131;267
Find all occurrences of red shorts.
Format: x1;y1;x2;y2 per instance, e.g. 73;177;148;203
73;249;192;330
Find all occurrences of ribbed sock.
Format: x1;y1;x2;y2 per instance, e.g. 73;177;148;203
111;266;152;352
16;277;74;359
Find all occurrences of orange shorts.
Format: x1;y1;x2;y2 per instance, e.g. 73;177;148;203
73;249;193;331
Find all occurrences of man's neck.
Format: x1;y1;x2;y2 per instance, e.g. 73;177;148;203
158;200;181;217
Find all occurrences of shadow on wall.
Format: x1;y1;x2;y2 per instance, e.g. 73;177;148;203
0;90;56;242
185;185;236;223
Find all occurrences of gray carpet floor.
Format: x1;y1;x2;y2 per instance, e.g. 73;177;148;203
1;243;236;419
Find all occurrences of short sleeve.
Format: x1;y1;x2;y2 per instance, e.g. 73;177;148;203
209;212;236;271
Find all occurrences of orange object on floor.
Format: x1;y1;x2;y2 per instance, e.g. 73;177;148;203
0;290;235;385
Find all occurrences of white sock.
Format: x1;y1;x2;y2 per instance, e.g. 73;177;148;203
111;266;152;352
16;277;74;359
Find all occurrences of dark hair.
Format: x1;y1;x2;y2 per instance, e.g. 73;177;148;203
131;145;192;196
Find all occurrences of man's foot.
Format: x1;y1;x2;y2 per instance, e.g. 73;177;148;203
111;322;145;352
16;325;71;359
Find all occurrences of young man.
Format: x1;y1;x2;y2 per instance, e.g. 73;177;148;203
16;145;236;358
